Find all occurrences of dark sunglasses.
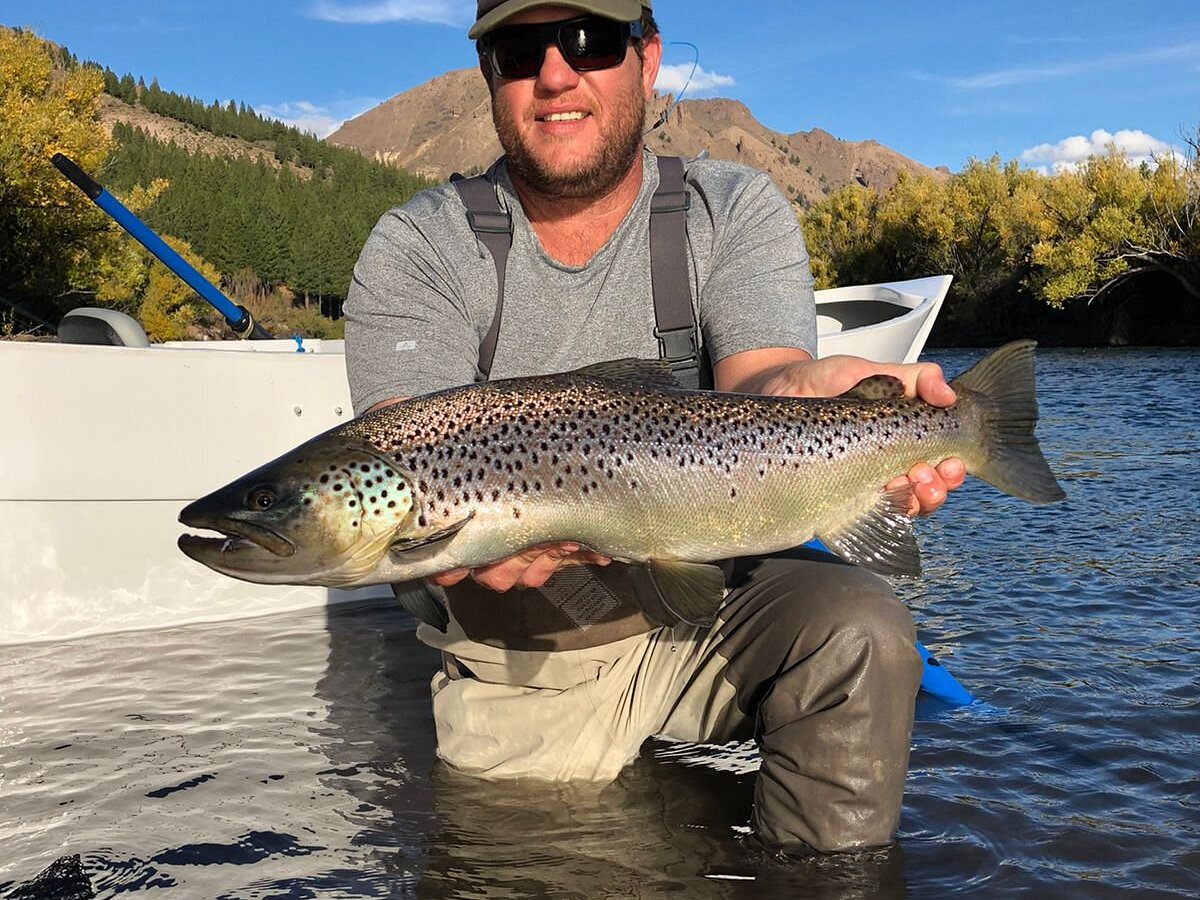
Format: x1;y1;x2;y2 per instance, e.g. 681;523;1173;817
478;15;644;80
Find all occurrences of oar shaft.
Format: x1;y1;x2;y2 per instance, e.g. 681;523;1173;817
51;154;273;340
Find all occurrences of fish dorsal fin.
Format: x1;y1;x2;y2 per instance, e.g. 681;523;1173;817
567;358;684;390
840;374;906;400
638;559;728;626
391;579;449;632
390;513;473;553
818;484;921;577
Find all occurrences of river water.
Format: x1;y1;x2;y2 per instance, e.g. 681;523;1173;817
2;348;1197;899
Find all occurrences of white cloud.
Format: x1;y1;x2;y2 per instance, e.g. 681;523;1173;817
1020;128;1182;174
654;63;735;98
944;41;1200;89
309;0;466;26
256;98;379;138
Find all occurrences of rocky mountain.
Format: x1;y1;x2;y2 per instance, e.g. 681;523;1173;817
327;67;945;205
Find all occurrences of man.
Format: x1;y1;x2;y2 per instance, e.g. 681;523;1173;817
344;0;964;856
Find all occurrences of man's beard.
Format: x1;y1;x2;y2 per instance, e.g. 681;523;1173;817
493;80;646;200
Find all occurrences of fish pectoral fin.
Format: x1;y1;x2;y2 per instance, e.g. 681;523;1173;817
637;560;728;627
840;374;907;400
389;513;474;554
391;579;449;632
568;358;683;390
818;485;922;577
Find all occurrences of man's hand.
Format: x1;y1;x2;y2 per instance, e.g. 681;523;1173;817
715;349;966;517
430;542;611;592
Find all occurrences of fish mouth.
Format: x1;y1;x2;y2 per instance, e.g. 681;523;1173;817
177;515;297;562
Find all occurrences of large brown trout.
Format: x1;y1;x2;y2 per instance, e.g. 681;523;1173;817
179;340;1065;628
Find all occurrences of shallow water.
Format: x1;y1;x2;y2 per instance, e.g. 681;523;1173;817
2;347;1198;898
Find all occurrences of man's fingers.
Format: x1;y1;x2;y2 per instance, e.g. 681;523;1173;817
436;542;608;593
914;363;956;406
936;457;966;490
430;568;470;587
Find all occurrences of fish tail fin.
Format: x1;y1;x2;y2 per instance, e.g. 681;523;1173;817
951;340;1066;504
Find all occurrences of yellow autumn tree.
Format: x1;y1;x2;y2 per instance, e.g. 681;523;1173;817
1028;143;1199;306
137;235;222;341
0;28;114;311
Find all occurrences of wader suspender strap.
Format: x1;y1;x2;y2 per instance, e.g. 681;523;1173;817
450;169;511;379
648;155;701;388
454;156;702;386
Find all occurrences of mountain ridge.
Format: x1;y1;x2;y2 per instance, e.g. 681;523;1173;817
328;67;945;205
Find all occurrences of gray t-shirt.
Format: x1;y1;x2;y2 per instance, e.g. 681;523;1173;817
344;150;816;413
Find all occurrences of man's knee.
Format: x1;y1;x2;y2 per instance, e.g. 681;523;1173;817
719;557;923;711
742;557;916;645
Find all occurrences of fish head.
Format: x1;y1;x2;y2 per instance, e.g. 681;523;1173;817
178;438;418;586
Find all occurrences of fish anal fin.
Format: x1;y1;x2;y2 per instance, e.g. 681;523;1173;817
642;560;728;627
818;485;921;577
391;579;449;632
390;513;473;554
840;374;906;400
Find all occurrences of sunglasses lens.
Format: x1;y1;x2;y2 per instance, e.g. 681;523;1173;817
489;37;545;79
560;21;625;71
485;18;631;79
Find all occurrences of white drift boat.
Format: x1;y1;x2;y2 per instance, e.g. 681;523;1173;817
0;275;949;645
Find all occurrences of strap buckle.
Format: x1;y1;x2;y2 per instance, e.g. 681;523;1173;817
650;190;690;215
654;325;699;369
466;210;512;235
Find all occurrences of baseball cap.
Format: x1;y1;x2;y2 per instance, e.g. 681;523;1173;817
469;0;650;40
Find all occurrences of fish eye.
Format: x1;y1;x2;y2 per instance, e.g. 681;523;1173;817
246;487;276;511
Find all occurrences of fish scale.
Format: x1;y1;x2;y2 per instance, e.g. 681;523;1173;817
178;343;1065;628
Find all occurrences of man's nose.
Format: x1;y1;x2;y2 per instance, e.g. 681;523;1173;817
536;44;581;92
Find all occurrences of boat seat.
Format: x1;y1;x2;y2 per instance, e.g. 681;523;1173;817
58;308;150;348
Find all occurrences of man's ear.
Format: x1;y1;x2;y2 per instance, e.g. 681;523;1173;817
640;34;662;99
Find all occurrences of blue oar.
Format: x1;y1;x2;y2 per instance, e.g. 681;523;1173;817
51;153;273;340
802;540;975;706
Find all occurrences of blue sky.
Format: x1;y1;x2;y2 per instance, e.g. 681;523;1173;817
5;0;1198;171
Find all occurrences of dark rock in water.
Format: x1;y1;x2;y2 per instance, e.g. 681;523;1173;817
6;855;94;900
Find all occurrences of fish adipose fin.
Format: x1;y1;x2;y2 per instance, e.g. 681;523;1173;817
638;560;728;626
952;340;1067;504
840;374;906;400
392;579;449;632
819;484;922;577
